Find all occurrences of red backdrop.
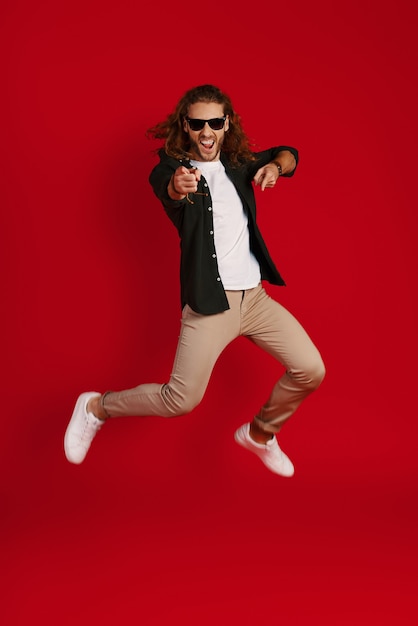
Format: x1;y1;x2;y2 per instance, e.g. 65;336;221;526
2;1;417;624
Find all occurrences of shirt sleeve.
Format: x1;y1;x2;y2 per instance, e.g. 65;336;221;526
148;156;187;232
248;145;299;178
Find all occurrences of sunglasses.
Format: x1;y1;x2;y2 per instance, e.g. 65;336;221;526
186;117;226;131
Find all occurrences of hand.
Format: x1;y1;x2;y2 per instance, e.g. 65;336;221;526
171;166;201;197
253;163;279;191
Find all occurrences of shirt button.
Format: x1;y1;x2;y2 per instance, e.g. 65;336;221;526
208;207;212;211
217;277;221;281
210;230;214;235
204;183;208;187
212;254;216;258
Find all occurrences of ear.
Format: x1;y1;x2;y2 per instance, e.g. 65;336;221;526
183;118;189;133
224;115;230;132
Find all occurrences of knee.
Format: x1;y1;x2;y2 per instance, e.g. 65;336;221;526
290;355;325;390
171;397;201;416
306;356;326;390
161;384;203;417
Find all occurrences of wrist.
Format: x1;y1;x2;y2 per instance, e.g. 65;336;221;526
273;162;282;177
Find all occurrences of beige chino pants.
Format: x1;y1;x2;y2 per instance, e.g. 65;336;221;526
102;284;325;434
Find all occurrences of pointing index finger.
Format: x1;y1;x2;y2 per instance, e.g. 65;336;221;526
189;167;201;181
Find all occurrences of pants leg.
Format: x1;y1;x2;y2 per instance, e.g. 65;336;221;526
102;294;244;418
240;285;325;434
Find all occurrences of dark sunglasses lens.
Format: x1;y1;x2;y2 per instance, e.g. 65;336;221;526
208;118;225;130
187;119;205;131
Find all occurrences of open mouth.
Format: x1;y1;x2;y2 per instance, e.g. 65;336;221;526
200;140;215;152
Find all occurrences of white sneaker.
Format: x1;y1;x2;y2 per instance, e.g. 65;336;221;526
234;423;295;477
64;392;103;464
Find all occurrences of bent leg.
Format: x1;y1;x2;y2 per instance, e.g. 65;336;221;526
101;301;241;418
242;287;325;434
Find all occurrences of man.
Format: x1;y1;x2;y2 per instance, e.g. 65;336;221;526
64;84;325;476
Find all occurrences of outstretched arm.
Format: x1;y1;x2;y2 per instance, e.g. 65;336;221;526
253;149;297;191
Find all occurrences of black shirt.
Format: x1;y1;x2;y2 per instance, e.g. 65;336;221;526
149;146;298;315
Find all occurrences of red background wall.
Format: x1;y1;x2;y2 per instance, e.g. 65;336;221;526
2;1;417;624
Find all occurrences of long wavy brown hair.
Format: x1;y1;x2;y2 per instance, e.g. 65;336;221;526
147;84;255;167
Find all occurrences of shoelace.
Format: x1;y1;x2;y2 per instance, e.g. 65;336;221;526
81;414;103;442
268;440;285;461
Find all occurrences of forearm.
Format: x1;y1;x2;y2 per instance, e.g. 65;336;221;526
271;149;297;176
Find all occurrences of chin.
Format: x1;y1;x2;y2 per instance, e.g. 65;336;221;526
202;150;219;161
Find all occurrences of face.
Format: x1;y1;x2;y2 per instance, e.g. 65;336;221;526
183;102;229;162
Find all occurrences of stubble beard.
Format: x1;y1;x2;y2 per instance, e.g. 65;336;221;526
189;135;224;162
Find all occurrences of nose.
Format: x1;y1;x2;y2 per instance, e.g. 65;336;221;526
200;122;212;134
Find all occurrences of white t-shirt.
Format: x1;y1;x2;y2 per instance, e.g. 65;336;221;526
190;159;261;290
